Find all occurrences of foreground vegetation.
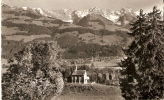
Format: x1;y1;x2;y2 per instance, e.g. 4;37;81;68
2;41;64;100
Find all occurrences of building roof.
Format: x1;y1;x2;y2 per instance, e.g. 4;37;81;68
72;70;86;76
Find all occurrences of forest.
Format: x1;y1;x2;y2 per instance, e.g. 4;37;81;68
62;42;123;59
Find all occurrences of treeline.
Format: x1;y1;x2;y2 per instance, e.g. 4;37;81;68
42;19;67;26
49;27;128;42
62;42;123;59
49;20;65;24
3;10;41;19
49;26;126;35
2;20;52;35
21;12;41;19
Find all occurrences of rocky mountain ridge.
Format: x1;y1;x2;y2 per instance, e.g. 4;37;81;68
2;3;137;25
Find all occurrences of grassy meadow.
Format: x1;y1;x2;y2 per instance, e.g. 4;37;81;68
56;83;123;100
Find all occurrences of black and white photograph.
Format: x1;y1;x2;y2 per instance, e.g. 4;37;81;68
1;0;164;100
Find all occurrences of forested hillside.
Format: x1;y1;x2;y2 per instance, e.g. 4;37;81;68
1;4;134;61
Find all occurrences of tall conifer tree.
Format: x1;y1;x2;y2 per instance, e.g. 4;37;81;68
120;7;164;99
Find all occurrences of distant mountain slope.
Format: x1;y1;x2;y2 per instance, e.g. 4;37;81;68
72;7;137;26
117;10;137;26
1;4;67;35
1;3;11;11
47;8;73;22
76;14;128;31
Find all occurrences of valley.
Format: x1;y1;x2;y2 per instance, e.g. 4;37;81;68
1;3;135;100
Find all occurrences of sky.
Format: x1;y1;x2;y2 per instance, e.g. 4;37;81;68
2;0;163;13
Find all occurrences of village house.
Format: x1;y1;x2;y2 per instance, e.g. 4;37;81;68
71;64;89;84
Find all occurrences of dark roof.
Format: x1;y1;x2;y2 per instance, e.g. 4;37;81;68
72;70;86;76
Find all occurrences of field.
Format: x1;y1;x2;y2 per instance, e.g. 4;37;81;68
1;26;27;35
79;33;124;45
5;34;51;42
55;83;123;100
59;23;82;29
55;93;123;100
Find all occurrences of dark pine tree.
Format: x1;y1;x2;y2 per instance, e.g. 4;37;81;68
120;6;164;100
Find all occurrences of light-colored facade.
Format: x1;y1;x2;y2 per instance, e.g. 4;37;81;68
71;65;89;84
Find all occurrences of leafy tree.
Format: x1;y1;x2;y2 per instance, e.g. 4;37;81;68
120;7;164;99
97;73;103;83
2;40;64;100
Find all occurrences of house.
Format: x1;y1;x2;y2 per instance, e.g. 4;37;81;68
71;65;89;84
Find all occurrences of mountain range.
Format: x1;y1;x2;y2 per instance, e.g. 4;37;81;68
2;3;137;60
2;3;137;26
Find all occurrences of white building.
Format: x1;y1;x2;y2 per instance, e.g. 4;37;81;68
71;65;89;84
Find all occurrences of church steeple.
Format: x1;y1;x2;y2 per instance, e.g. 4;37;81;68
91;57;94;62
75;63;77;71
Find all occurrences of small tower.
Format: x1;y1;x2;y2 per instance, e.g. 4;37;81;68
91;57;94;62
75;63;77;71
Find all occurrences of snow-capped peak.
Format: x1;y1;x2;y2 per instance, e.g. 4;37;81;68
73;10;89;18
134;11;140;15
33;8;43;13
32;8;50;17
2;3;137;25
22;7;28;10
10;5;30;11
61;8;72;12
120;7;133;13
89;7;101;12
